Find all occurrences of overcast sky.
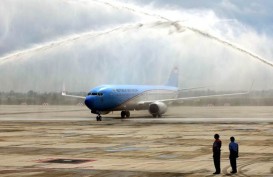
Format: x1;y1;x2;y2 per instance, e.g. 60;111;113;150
0;0;272;92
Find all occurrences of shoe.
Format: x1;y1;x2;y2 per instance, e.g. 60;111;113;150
230;171;237;174
213;172;220;174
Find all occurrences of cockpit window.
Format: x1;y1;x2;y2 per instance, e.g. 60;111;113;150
87;92;97;95
87;92;103;96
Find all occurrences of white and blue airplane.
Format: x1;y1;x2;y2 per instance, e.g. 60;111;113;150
62;67;249;121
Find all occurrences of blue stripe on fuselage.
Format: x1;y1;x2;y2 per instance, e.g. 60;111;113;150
85;85;178;111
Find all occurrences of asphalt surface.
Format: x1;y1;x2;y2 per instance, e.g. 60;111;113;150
0;105;272;177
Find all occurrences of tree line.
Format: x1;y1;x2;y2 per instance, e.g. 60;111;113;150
1;90;273;106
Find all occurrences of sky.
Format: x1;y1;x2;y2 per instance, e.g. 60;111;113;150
0;0;273;92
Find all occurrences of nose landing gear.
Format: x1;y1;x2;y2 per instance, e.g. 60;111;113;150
96;114;102;121
121;111;130;118
152;114;162;118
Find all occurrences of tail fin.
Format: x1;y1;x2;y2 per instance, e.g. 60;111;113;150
165;67;179;87
62;82;66;95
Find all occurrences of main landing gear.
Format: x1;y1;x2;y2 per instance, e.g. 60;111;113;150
152;114;162;118
95;111;130;121
96;114;102;121
121;111;130;118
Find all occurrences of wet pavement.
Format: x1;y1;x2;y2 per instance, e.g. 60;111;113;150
0;105;272;177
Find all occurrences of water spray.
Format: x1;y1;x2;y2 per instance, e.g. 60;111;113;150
0;24;136;65
92;0;273;68
0;0;272;69
0;21;183;65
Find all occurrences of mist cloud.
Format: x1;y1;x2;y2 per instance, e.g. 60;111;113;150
0;0;272;92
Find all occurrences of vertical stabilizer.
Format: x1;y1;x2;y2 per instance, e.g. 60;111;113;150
165;67;179;87
62;82;66;95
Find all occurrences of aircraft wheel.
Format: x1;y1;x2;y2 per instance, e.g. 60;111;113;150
121;111;126;118
96;115;102;121
125;111;130;118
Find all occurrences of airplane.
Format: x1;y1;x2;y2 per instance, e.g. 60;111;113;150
62;67;250;121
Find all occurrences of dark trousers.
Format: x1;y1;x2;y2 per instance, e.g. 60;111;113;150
230;157;237;172
213;155;221;173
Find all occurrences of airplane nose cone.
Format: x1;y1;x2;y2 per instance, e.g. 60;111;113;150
84;96;94;110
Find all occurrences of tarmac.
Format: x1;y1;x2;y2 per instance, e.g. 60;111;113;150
0;105;272;177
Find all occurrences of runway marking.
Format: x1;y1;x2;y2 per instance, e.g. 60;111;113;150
1;117;273;123
40;158;95;164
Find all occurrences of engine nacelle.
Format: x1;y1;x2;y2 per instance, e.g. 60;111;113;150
149;101;168;115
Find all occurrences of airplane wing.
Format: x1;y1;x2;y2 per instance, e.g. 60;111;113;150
178;86;207;92
138;90;250;105
61;83;86;99
140;81;254;104
61;91;86;99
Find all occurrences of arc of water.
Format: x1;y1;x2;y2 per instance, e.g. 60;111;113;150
1;0;272;68
0;21;184;65
0;24;135;65
92;0;273;68
186;26;273;67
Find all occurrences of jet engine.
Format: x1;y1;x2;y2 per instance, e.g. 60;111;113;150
149;101;167;117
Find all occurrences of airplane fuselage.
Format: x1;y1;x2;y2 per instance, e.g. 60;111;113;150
62;67;249;121
84;85;178;114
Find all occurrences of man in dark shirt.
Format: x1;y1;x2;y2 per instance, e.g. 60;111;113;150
229;136;239;173
213;134;221;174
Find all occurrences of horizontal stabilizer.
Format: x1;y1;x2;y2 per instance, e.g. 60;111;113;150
61;83;86;99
